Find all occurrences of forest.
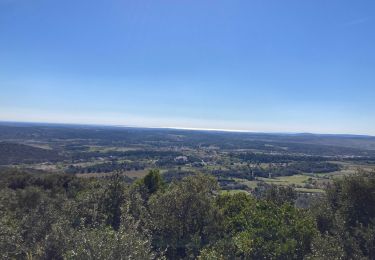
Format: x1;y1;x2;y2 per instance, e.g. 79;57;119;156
1;168;375;259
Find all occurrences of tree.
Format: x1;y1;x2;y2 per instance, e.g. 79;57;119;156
204;192;316;259
148;174;221;259
100;173;126;231
313;170;375;259
260;183;297;204
64;218;156;260
141;169;165;195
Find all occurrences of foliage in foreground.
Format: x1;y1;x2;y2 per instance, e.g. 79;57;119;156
0;168;375;259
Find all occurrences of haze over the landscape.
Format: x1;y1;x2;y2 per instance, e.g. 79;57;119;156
1;0;374;135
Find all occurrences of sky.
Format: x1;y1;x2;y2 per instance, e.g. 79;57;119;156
0;0;374;135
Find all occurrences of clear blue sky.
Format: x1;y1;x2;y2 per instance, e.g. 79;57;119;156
1;0;374;135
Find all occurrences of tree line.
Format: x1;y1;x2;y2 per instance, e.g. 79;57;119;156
0;168;374;259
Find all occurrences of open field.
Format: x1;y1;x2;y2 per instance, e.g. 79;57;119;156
229;160;375;193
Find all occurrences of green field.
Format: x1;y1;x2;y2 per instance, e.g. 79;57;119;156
235;174;325;193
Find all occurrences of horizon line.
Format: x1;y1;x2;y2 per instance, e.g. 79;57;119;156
0;120;374;138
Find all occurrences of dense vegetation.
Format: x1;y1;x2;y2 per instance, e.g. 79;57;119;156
1;168;374;259
0;142;61;165
65;161;147;174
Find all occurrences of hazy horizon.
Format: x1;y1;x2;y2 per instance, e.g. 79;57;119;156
1;1;374;135
1;120;375;138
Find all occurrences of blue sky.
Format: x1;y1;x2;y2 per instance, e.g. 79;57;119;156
0;0;374;135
